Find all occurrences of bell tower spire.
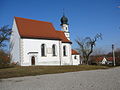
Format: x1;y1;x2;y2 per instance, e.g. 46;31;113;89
60;12;70;40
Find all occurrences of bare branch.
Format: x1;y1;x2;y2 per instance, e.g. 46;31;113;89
0;25;12;48
75;33;102;64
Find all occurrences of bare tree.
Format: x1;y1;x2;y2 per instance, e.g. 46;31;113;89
75;33;102;64
92;48;105;56
0;25;12;48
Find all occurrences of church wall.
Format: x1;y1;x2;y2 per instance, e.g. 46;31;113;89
61;43;72;65
21;38;61;66
72;55;80;65
10;19;21;64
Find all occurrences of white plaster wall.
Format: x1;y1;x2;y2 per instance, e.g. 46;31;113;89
61;43;72;65
21;39;61;66
62;24;69;32
72;55;80;65
10;19;21;64
64;32;70;40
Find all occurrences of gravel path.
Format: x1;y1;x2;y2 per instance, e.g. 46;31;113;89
0;67;120;90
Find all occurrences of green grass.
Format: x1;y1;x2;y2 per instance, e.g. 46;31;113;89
0;65;109;79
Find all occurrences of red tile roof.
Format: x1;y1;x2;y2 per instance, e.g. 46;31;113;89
72;49;79;55
95;57;116;61
56;31;72;43
106;57;114;61
95;57;104;61
15;17;71;43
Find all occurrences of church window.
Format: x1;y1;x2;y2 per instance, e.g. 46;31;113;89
63;46;67;56
52;44;57;56
74;55;77;59
66;27;67;30
41;44;46;56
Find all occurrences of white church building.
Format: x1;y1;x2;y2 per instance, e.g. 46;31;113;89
10;15;80;66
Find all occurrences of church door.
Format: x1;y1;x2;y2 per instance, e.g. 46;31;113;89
31;56;35;65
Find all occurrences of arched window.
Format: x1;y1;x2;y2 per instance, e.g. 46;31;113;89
31;56;35;65
52;44;56;56
74;55;77;59
41;44;46;56
66;27;67;30
63;46;67;56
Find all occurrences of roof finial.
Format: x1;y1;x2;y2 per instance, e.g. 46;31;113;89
63;8;65;16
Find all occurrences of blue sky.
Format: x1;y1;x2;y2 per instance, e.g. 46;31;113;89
0;0;120;53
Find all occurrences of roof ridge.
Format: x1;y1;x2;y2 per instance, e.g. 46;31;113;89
15;16;52;24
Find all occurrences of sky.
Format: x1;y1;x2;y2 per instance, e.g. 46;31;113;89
0;0;120;53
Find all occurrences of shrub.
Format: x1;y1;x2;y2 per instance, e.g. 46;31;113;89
0;50;11;69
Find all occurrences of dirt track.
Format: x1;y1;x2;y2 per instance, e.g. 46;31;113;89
0;67;120;90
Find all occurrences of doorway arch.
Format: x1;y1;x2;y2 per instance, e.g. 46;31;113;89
31;56;35;65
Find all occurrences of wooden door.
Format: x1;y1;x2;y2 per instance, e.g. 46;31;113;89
31;56;35;65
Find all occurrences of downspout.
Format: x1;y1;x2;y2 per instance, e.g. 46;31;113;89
59;41;61;65
79;54;81;65
70;44;73;65
19;38;21;65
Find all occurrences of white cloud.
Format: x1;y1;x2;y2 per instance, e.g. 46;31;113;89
117;6;120;8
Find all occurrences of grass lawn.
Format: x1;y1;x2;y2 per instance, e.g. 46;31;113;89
0;65;109;79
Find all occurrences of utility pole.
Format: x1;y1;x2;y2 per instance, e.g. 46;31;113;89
112;44;116;66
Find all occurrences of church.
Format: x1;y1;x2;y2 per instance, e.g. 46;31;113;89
10;15;80;66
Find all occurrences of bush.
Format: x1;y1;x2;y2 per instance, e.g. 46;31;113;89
0;50;11;69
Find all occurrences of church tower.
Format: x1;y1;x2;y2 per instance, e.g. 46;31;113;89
60;15;70;40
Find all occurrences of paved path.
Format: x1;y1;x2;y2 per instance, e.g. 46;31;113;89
0;67;120;90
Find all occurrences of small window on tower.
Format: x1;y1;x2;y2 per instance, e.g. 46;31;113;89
66;27;67;30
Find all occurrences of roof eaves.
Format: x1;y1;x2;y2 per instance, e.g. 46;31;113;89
21;36;61;40
62;41;72;44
